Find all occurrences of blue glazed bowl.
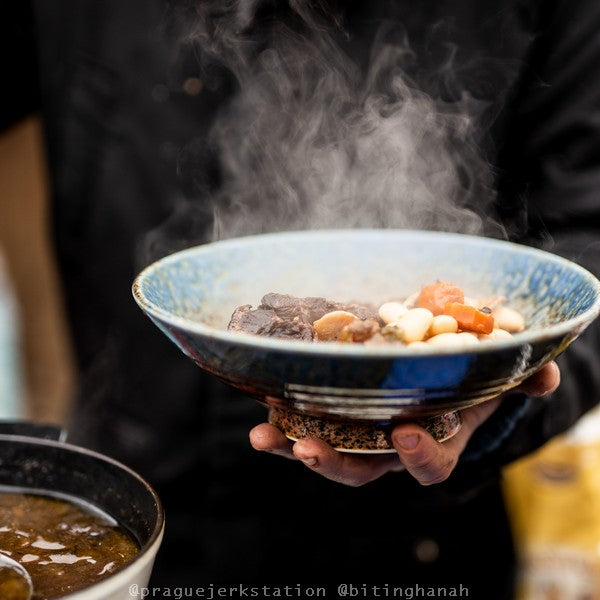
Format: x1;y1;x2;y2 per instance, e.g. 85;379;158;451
132;230;600;451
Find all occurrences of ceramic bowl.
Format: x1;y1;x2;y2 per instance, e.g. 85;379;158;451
132;230;600;452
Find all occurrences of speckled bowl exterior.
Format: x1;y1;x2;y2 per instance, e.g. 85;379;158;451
133;230;600;424
267;407;462;452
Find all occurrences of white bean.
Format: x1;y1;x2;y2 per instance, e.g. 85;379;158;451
428;315;458;337
383;308;434;343
427;332;480;348
378;302;408;325
491;305;525;333
457;332;480;345
478;328;513;341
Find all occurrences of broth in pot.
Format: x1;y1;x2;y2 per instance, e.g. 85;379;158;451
0;489;139;600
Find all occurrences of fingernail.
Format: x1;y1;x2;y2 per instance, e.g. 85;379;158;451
394;434;420;450
302;457;318;466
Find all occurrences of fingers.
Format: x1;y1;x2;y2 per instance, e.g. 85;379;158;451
390;360;560;486
512;360;560;397
249;423;296;460
251;357;554;489
292;438;404;487
249;423;404;486
251;394;502;487
391;397;502;486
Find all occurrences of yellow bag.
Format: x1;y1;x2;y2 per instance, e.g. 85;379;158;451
503;405;600;598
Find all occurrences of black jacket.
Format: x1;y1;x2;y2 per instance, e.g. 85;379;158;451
7;0;600;596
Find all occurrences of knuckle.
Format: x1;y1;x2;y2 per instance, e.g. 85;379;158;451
409;452;440;472
413;454;457;486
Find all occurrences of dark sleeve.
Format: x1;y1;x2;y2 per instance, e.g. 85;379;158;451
0;0;40;131
460;0;600;469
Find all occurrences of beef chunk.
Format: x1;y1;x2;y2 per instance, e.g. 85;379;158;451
341;302;379;321
260;293;377;323
259;293;338;323
228;293;378;342
228;304;315;341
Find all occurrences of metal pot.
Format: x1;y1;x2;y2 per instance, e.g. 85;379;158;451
0;422;164;599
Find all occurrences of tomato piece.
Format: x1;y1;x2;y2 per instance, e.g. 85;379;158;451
416;282;465;316
444;302;495;334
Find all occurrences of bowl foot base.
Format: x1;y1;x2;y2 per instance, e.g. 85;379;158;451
268;407;461;454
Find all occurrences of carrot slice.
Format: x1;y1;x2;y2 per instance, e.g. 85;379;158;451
444;302;495;334
416;282;465;316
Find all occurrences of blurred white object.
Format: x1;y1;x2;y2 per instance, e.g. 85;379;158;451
0;250;24;418
564;404;600;444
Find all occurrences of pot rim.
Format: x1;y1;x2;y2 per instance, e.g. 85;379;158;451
0;433;165;596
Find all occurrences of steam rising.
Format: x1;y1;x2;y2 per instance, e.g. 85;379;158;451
168;1;504;244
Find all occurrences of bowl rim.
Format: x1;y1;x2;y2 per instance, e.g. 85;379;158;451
132;229;600;357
